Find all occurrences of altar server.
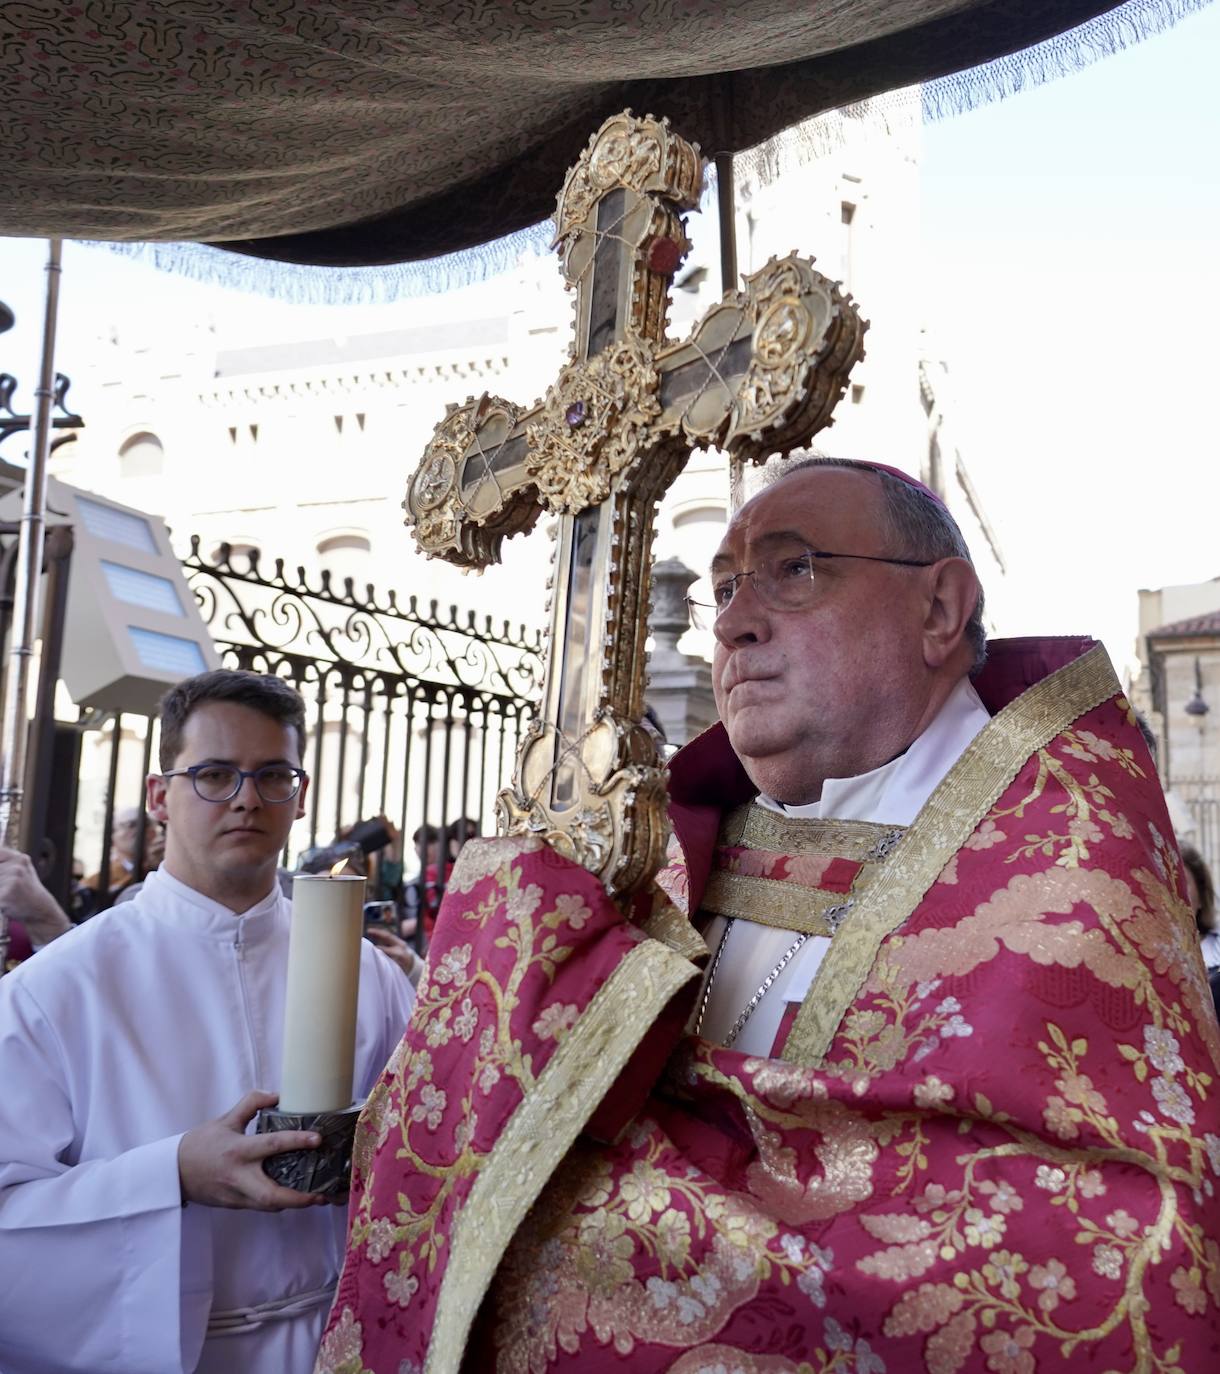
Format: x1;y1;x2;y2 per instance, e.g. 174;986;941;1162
0;669;414;1373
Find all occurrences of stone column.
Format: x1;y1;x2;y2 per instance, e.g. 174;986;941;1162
647;556;718;748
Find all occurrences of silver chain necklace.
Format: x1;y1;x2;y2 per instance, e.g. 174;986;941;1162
692;897;856;1049
688;810;903;1051
692;919;810;1049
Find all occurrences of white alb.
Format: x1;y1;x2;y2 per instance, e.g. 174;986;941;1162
0;866;414;1374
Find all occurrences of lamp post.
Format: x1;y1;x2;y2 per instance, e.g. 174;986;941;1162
1184;656;1211;833
0;240;69;975
1185;656;1209;722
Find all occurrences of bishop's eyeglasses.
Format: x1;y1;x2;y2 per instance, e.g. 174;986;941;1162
685;548;934;630
161;763;306;804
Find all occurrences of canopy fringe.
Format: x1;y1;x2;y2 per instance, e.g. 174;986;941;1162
740;0;1210;190
87;220;556;306
920;0;1209;119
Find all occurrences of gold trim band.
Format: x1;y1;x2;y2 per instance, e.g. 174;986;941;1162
700;869;840;935
639;899;709;962
720;804;903;859
783;644;1122;1068
424;937;698;1374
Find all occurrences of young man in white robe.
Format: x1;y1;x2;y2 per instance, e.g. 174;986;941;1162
0;669;415;1374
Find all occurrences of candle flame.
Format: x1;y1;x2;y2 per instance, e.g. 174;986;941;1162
330;858;350;877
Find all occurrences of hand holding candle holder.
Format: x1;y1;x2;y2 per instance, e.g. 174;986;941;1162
256;1100;363;1200
258;864;366;1198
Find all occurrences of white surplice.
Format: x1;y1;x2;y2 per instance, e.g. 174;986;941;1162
0;867;414;1374
697;678;991;1056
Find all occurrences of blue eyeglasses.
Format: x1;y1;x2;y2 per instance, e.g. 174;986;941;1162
161;763;306;804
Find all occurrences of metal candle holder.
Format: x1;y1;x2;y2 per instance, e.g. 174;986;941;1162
256;1101;363;1199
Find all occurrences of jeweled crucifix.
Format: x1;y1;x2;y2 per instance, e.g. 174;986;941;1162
404;111;866;899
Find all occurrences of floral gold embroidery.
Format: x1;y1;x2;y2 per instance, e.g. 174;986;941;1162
855;1017;1213;1369
314;1307;371;1374
331;649;1220;1374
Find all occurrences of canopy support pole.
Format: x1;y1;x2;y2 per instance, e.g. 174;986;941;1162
0;238;63;974
715;150;738;296
712;74;748;513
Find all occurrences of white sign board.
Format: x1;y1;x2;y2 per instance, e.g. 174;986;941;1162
0;477;220;715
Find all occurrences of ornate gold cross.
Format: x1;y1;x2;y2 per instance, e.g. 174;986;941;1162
404;111;866;900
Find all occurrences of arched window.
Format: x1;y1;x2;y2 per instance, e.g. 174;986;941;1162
672;503;727;534
317;531;373;592
671;502;727;565
118;431;164;479
208;540;261;568
317;532;372;558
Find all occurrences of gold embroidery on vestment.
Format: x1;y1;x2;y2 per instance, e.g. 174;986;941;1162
639;897;709;962
721;804;904;860
423;936;698;1374
701;870;840;934
702;812;905;937
784;644;1122;1069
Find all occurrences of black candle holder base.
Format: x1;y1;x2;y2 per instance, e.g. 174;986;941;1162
256;1101;363;1199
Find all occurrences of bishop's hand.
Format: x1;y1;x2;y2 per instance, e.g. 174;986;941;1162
178;1090;328;1211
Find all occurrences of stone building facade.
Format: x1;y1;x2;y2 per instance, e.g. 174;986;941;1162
1133;578;1220;867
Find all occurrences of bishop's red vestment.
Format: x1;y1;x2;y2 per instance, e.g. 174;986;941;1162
318;639;1220;1373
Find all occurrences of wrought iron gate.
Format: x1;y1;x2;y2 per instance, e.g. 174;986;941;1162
76;539;543;908
1175;777;1220;876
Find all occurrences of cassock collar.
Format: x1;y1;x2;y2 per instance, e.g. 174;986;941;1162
136;866;286;942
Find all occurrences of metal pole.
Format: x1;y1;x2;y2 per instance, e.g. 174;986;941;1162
19;524;73;868
0;238;63;972
715;152;749;514
715;151;738;296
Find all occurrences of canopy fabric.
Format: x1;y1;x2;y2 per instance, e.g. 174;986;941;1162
0;0;1199;268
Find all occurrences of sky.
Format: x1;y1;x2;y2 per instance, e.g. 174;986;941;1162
1;1;1218;678
918;0;1220;669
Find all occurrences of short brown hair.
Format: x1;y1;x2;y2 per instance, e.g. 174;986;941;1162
158;669;307;770
1182;844;1217;936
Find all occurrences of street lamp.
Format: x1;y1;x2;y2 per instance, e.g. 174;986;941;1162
1185;657;1209;720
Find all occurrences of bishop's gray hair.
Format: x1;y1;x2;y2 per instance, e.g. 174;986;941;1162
772;454;987;674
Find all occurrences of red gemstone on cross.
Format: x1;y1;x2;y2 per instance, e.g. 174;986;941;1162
646;237;682;275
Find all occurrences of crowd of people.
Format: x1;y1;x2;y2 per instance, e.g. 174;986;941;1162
0;457;1218;1371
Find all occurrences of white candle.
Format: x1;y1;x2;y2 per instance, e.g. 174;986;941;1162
279;871;366;1113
